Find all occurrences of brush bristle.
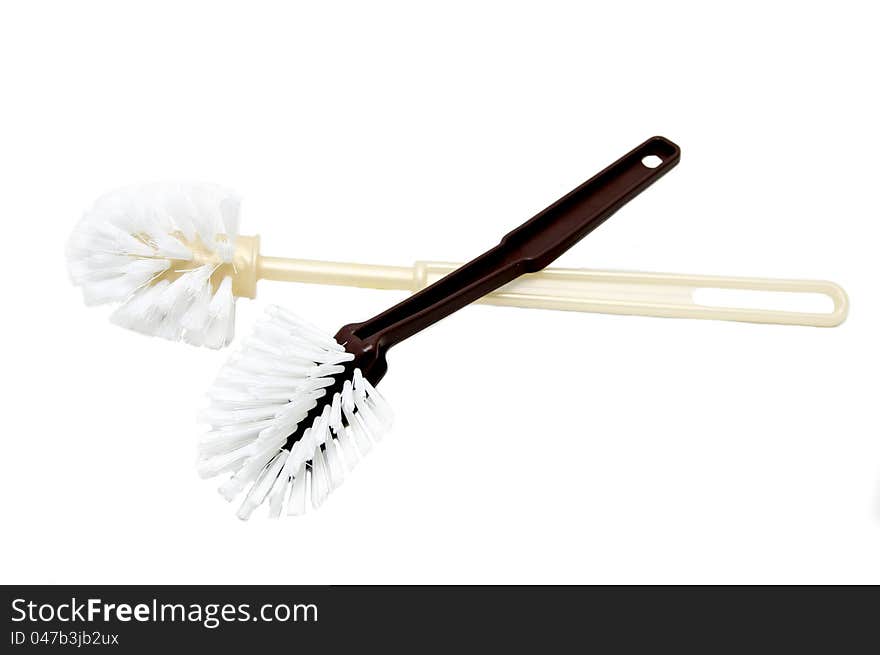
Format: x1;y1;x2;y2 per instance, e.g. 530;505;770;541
198;305;393;519
66;183;240;348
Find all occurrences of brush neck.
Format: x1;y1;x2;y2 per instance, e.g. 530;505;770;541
258;255;414;291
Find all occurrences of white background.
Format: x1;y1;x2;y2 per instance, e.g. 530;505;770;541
1;1;877;584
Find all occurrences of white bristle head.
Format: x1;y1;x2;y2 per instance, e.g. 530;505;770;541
66;183;240;348
198;306;393;519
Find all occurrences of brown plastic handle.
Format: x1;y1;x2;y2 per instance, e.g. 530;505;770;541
347;137;680;363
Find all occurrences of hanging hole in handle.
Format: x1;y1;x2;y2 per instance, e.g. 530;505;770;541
641;154;663;169
692;288;834;314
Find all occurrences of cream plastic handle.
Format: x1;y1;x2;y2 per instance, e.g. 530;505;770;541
414;262;849;327
254;249;848;327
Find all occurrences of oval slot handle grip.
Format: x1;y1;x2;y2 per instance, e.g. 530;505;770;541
352;137;680;348
413;263;849;327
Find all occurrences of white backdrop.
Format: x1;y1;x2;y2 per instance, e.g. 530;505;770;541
1;1;877;584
